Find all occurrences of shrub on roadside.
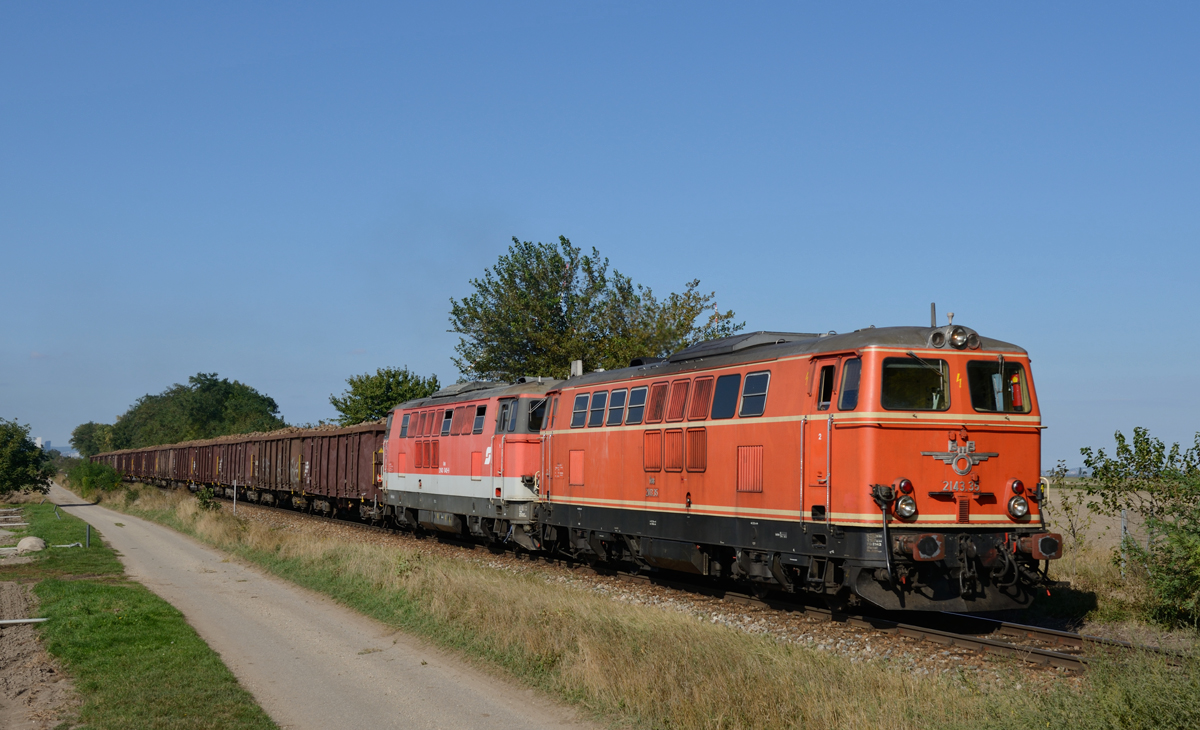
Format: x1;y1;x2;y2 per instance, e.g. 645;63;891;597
195;487;220;512
1083;428;1200;627
66;460;124;497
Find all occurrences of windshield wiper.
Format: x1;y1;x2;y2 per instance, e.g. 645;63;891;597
905;351;944;377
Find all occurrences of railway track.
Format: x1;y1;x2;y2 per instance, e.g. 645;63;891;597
217;490;1176;672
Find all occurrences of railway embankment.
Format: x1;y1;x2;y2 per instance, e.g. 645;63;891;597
0;493;275;730
80;480;1200;730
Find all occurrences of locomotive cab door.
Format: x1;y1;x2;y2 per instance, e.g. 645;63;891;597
804;358;841;522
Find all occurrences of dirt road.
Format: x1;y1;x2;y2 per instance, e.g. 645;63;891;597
47;485;591;730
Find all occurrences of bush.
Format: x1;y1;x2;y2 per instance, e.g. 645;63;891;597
195;487;220;512
67;460;125;497
1082;428;1200;626
1128;520;1200;626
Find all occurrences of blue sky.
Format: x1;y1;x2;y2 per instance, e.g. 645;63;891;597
2;3;1197;466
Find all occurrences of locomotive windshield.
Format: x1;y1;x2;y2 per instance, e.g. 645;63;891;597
528;399;548;431
967;360;1031;413
881;357;949;411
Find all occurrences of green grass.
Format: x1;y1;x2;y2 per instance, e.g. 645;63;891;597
0;499;277;730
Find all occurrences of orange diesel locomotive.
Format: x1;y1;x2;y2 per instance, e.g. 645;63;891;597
381;321;1061;612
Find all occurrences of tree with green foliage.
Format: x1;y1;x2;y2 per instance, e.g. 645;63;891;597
1082;427;1200;626
329;367;441;425
70;421;115;457
0;418;56;496
449;236;744;380
72;373;287;454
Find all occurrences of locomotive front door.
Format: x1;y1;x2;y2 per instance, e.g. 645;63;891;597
803;357;841;522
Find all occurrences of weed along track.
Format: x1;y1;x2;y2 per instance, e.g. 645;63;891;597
167;483;1164;679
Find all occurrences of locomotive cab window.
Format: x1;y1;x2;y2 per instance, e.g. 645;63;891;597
739;372;771;417
881;357;950;411
497;402;512;432
399;413;410;437
571;394;589;428
816;365;835;411
626;387;648;425
967;360;1031;413
528;399;548;431
472;405;487;434
607;389;628;426
839;358;861;411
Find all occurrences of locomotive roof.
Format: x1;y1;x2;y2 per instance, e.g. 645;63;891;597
395;378;562;411
556;325;1027;390
393;324;1026;409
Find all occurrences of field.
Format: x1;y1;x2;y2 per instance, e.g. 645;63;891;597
77;481;1200;730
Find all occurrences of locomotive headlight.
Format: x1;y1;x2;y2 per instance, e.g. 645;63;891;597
895;495;918;519
1008;495;1029;519
930;331;946;348
966;333;981;349
949;327;969;349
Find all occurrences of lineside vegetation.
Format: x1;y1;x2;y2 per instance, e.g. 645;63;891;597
88;482;1199;730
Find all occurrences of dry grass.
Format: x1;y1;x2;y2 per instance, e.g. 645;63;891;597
94;485;1200;730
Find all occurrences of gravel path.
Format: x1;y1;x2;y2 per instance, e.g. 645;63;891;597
48;485;593;730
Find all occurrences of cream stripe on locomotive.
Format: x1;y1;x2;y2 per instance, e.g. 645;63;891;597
543;411;1041;437
547;494;1024;526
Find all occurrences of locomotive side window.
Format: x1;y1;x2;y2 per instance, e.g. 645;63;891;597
472;405;487;434
626;387;648;424
816;366;836;411
399;413;410;438
839;358;862;411
967;361;1031;413
588;391;608;427
571;394;589;428
441;410;453;436
528;399;548;431
881;357;950;411
646;382;669;423
497;402;511;432
607;389;628;426
739;372;771;417
710;374;741;419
